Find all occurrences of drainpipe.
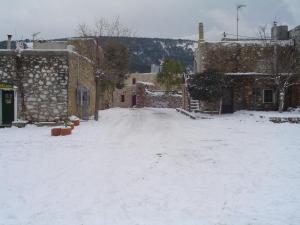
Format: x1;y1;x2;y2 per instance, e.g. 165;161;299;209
13;86;18;121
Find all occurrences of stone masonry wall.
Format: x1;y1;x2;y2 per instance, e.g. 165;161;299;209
144;93;182;108
196;41;294;74
230;75;278;111
0;50;69;122
136;83;183;109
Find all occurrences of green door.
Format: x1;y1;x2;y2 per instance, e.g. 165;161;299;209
2;91;14;124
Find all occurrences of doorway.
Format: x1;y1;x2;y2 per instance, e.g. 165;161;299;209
222;88;233;114
132;95;137;107
0;90;15;125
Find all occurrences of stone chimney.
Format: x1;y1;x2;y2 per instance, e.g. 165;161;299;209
7;34;12;49
198;23;204;42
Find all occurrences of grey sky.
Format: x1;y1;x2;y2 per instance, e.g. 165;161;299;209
0;0;299;41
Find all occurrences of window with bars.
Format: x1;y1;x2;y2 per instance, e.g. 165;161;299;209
263;89;274;103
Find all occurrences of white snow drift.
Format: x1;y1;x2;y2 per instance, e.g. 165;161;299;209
0;108;300;225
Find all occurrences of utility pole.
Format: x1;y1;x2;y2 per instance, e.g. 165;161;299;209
94;38;103;121
236;4;246;41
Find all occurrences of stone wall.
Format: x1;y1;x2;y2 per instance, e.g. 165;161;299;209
136;83;182;109
289;84;300;107
196;41;294;74
230;75;278;111
144;92;183;108
113;86;135;108
0;50;69;122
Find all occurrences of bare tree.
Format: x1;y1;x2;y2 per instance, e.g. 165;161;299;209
78;23;91;37
258;24;300;112
77;16;135;38
94;18;109;37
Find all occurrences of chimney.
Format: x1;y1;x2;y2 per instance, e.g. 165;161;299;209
198;23;204;42
7;34;12;50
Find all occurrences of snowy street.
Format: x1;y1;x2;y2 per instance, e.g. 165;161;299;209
0;108;300;225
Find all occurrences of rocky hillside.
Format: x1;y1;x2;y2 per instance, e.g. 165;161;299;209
0;37;197;73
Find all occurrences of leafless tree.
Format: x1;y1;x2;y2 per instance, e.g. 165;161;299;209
258;25;300;112
77;16;135;38
78;23;91;37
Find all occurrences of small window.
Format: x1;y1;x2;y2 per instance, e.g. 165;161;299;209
121;95;125;103
263;90;274;103
132;78;136;85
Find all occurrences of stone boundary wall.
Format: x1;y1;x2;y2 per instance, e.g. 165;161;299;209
136;83;183;109
144;92;183;109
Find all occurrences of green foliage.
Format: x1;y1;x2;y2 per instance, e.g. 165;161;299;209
103;40;129;89
188;71;225;102
157;59;183;92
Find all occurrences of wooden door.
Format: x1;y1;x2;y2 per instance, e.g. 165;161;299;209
222;89;233;114
2;91;14;124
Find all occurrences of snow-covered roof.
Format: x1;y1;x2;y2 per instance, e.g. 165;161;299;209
137;81;155;86
225;72;270;76
203;39;294;46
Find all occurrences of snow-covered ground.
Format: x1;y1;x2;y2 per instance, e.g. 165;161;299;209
0;108;300;225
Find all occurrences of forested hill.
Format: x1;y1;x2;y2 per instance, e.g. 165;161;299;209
0;37;197;73
97;37;197;73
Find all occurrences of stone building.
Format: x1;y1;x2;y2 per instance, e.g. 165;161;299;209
191;23;300;113
109;72;183;109
0;38;102;126
112;73;162;108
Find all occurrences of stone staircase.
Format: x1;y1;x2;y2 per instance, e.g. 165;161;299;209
190;99;200;112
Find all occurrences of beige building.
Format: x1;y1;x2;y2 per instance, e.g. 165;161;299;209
113;73;161;108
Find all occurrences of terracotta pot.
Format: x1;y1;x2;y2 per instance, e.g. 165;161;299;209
61;127;72;136
67;122;75;130
51;128;61;136
71;120;80;126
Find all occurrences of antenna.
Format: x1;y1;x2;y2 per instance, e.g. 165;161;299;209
236;4;246;41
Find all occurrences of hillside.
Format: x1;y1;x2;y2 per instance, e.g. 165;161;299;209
0;37;197;73
97;37;197;73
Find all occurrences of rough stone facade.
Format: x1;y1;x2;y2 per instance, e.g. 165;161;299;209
0;49;96;122
136;83;183;109
144;93;182;108
195;41;295;74
192;24;300;113
112;73;161;108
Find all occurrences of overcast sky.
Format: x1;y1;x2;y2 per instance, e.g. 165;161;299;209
0;0;299;42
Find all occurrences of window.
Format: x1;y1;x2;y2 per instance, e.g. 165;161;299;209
132;78;136;85
121;95;125;103
263;90;274;103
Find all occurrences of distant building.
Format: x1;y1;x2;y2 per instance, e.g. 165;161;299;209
112;73;161;108
151;64;161;74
